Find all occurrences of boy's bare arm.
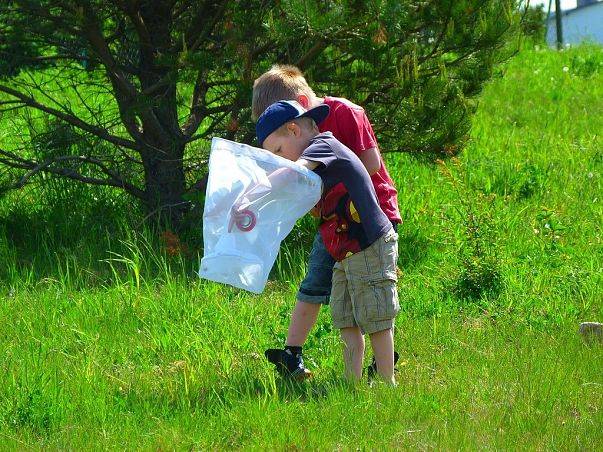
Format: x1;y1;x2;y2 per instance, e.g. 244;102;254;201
358;147;381;175
232;167;291;210
232;161;317;212
295;159;321;217
296;158;320;171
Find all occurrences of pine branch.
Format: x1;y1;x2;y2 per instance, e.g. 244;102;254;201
0;83;141;152
0;148;146;199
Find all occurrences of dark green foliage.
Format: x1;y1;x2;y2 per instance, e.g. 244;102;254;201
476;161;548;200
453;193;504;301
516;163;547;199
0;0;522;226
3;371;65;435
520;4;546;42
454;224;504;301
298;1;522;156
0;3;46;77
440;160;504;301
534;207;567;254
570;49;603;77
9;388;55;433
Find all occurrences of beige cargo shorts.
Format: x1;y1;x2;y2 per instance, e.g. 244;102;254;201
330;228;400;335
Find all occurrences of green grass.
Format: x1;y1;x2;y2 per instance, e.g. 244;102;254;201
0;44;602;449
2;284;601;449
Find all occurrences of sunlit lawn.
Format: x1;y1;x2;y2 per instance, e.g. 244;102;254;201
0;44;602;449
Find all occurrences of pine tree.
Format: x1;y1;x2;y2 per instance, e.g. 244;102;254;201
0;0;521;227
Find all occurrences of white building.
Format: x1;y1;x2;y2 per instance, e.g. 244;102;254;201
546;0;603;46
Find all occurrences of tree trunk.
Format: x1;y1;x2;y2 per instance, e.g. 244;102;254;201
138;1;188;228
141;141;187;228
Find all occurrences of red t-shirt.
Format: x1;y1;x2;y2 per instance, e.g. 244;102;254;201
318;97;401;224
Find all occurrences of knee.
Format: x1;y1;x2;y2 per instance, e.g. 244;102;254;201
342;340;365;356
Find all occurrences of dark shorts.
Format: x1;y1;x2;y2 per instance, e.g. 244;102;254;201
296;222;398;305
296;232;335;305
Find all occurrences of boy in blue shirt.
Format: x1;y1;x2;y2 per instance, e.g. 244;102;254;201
254;100;400;384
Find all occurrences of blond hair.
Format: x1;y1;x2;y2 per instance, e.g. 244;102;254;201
251;65;317;120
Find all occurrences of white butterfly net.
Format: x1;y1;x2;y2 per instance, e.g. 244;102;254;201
199;137;322;293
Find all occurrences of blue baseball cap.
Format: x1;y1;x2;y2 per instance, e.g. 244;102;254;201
256;100;330;147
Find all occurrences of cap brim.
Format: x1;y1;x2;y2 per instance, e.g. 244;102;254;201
299;104;330;126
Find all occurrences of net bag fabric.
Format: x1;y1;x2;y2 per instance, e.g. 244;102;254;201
199;137;322;293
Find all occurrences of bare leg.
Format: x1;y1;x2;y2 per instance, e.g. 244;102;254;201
286;300;321;347
340;327;365;382
369;328;395;385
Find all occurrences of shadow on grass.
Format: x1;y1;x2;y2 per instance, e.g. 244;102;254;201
273;374;347;402
108;370;347;421
194;365;349;414
0;185;206;287
397;227;432;269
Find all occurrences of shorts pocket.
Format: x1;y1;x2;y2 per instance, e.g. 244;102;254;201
352;275;399;324
367;278;399;321
330;263;353;326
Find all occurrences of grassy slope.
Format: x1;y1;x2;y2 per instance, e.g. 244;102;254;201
0;45;602;449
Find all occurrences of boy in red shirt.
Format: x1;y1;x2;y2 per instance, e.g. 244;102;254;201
252;65;401;380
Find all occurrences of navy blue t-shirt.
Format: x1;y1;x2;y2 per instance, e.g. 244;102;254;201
301;132;391;260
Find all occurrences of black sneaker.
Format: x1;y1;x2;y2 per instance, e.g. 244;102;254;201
366;351;400;381
265;348;313;381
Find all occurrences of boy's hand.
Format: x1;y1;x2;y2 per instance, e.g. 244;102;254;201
309;205;320;218
232;196;250;213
